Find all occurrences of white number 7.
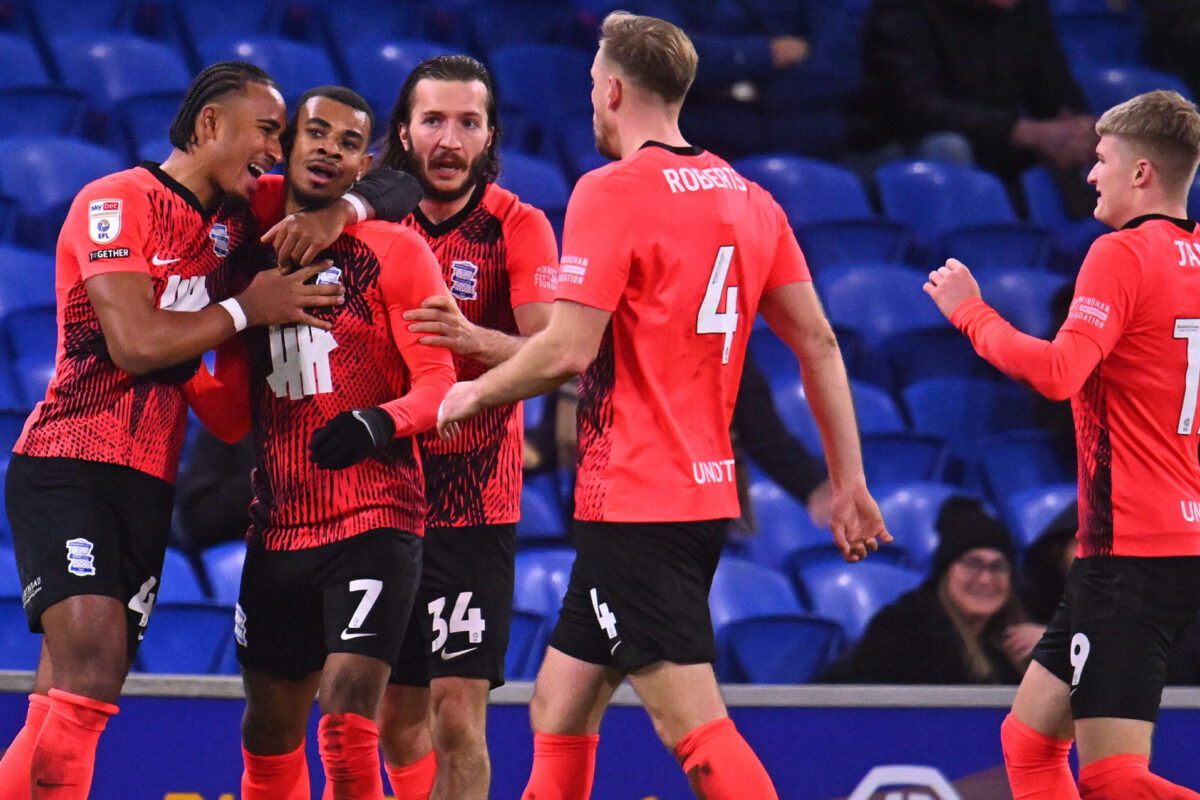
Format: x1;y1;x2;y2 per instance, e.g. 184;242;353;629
697;245;739;364
1175;318;1200;434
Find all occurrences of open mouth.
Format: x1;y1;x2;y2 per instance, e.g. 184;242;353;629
247;162;265;179
306;161;338;185
430;156;466;180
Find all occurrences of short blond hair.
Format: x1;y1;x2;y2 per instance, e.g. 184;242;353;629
1096;90;1200;193
599;11;697;104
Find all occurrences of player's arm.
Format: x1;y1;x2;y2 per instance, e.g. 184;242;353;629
308;235;457;470
182;337;252;443
257;169;424;267
759;280;890;562
925;258;1104;401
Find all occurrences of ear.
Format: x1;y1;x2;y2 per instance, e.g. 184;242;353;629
197;103;220;145
1132;158;1153;188
356;152;374;179
398;122;411;151
606;74;622;112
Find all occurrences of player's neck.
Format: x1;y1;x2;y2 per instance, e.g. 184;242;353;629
1116;195;1191;228
159;150;220;211
419;188;477;225
615;116;688;159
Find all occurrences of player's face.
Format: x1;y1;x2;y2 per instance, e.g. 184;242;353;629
286;95;373;210
1087;134;1139;228
591;48;620;161
943;547;1011;623
399;79;492;202
207;81;286;202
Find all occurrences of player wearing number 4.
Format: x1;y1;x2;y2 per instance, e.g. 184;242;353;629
925;90;1200;799
185;86;455;800
437;13;889;800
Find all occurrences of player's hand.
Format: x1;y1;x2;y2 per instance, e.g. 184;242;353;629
1002;622;1046;665
436;381;483;439
923;258;981;321
829;485;891;563
261;202;352;270
237;261;344;331
403;295;482;359
308;407;396;469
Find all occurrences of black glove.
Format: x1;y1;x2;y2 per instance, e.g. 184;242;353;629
308;406;396;469
348;169;423;223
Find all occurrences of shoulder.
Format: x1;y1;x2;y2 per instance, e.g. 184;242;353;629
74;167;156;207
346;220;433;260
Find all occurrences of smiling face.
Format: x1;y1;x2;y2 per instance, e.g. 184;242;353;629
1087;134;1141;228
205;80;286;203
399;78;493;205
285;94;372;211
942;547;1012;626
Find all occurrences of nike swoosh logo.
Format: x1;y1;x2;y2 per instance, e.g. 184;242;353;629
340;629;377;640
440;646;478;660
610;641;621;655
151;254;180;266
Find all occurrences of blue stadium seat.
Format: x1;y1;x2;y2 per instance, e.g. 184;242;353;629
557;116;609;179
874;481;964;569
0;87;86;137
977;268;1072;338
490;44;592;162
200;540;246;607
497;150;570;237
464;2;582;58
341;39;449;118
816;263;947;350
175;0;277;66
773;377;906;455
51;33;191;112
1055;13;1141;68
881;327;988;389
0;137;125;250
709;557;804;632
523;392;550;431
791;560;924;642
3;304;55;408
505;608;546;681
1020;166;1108;263
517;472;567;542
1006;482;1077;548
156;547;210;605
0;410;25;452
744;478;831;570
733;154;909;271
0;596;39;670
322;0;430;55
902;377;1034;448
0;542;19;596
26;0;138;40
1075;65;1193;116
0;30;50;84
0;245;55;318
974;430;1075;514
875;161;1052;267
718;615;844;683
861;432;948;490
134;602;233;674
513;548;575;617
197;36;339;106
116;90;185;165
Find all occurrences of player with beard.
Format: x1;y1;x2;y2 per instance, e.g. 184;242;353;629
186;86;456;800
438;14;889;799
367;55;557;800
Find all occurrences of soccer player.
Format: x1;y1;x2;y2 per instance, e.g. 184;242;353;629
0;62;417;800
924;90;1200;799
364;55;558;800
437;13;889;799
186;85;456;800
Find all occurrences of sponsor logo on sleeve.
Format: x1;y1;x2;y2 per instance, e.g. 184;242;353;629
65;537;96;577
534;264;558;292
87;248;131;261
559;255;588;285
87;199;122;244
1068;296;1110;329
450;260;479;300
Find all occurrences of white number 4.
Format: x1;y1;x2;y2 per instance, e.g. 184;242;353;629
589;588;618;639
428;592;487;651
697;245;739;365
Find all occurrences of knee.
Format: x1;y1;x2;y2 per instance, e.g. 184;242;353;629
242;704;306;754
320;668;386;718
431;687;487;757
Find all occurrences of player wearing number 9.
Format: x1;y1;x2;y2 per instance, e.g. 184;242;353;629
925;90;1200;799
185;86;455;799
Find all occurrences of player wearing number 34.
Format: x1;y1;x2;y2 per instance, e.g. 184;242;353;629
925;90;1200;799
185;86;455;800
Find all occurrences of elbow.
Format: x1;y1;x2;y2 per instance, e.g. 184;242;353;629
553;346;596;381
108;344;160;376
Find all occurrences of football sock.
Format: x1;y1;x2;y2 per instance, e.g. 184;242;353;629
1079;753;1200;800
1000;713;1078;799
0;693;52;798
520;731;599;800
29;688;117;800
241;740;310;800
673;717;778;800
384;749;437;800
318;712;384;800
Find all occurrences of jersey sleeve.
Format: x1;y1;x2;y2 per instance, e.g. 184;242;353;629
377;232;457;437
554;173;631;312
764;200;811;291
247;174;286;230
64;178;152;280
1057;234;1142;357
504;204;559;308
182;336;252;443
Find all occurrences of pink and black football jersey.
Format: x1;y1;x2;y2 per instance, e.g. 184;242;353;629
406;182;557;527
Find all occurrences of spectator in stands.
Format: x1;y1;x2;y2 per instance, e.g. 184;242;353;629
850;0;1096;208
823;497;1033;684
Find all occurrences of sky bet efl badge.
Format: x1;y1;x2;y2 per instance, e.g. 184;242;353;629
88;199;122;244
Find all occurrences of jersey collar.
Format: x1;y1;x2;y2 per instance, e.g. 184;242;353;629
412;180;488;238
140;161;208;216
640;140;704;156
1122;213;1197;233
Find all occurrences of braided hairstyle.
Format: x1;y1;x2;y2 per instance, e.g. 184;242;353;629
168;61;279;152
373;54;501;183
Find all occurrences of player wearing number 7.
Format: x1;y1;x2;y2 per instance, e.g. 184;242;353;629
437;12;889;799
185;86;455;800
925;90;1200;799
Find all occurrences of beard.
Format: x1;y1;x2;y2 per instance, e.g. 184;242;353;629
405;148;489;203
593;118;620;161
